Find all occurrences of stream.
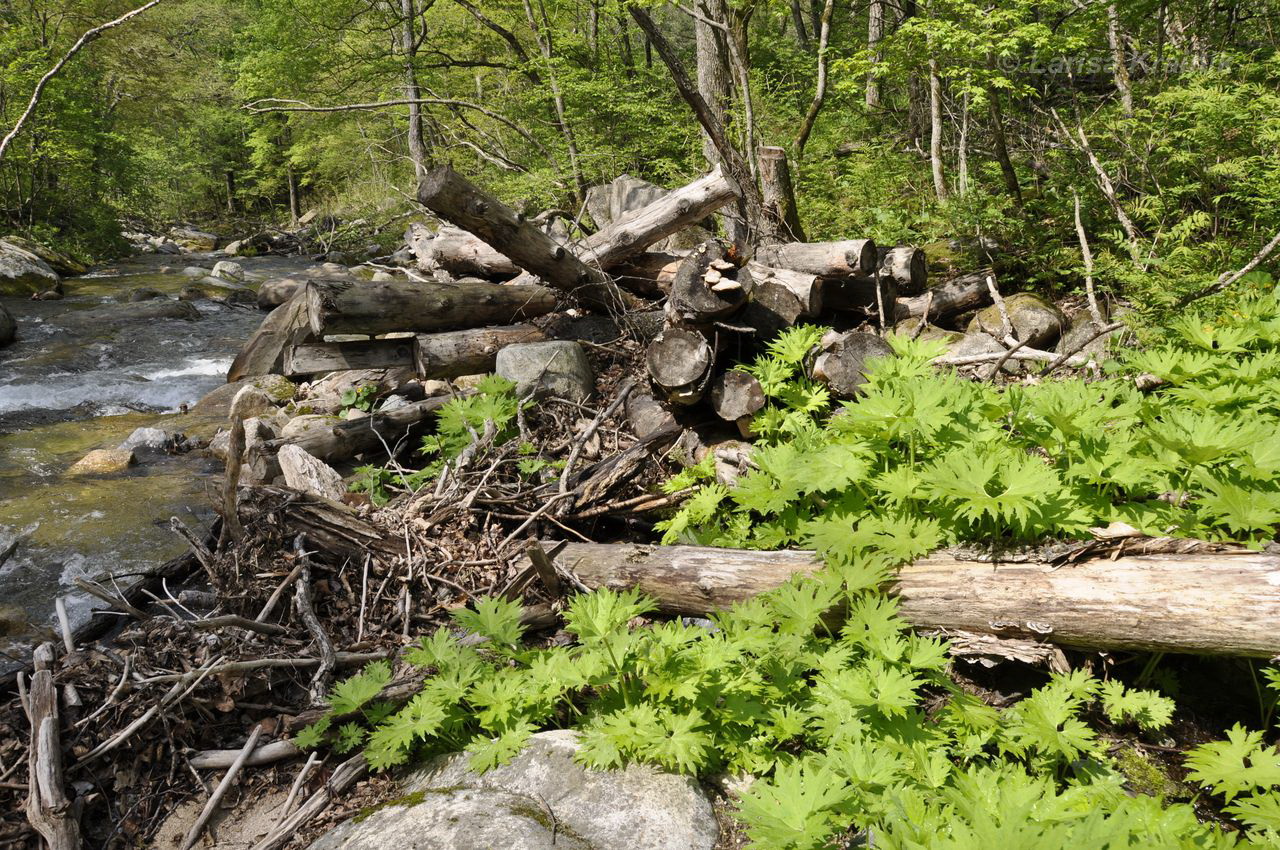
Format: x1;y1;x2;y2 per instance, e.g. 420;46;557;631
0;253;310;673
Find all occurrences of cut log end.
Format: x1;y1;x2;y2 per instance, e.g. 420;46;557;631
646;328;714;406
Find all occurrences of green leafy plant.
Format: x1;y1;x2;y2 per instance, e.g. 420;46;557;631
339;384;378;414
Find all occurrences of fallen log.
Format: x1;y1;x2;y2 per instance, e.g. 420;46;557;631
535;541;1280;657
283;325;549;379
646;327;715;406
268;394;455;462
25;643;81;850
408;222;520;278
611;251;684;297
756;239;877;277
877;246;927;295
304;278;557;338
746;263;823;317
228;290;313;381
284;338;416;377
666;240;754;326
418;166;632;313
897;270;992;322
710;370;765;436
811;330;895;398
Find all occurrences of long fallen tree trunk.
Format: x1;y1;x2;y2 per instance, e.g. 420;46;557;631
304;278;558;337
532;541;1280;657
897;270;993;322
282;324;547;379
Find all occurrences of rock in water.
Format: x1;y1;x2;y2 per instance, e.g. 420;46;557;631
68;448;137;475
307;731;718;850
212;260;245;282
119;427;170;453
0;236;86;275
169;227;219;252
0;239;60;296
495;341;594;402
0;303;14;348
967;292;1067;348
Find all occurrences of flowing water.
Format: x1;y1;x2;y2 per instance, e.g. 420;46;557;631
0;253;310;672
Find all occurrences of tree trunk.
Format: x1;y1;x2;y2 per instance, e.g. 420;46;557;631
534;541;1280;657
694;0;747;246
666;240;754;326
409;223;521;278
757;146;806;242
611;252;685;297
284;337;418;377
745;263;823;316
987;78;1023;205
792;0;834;158
866;0;883;108
646;328;715;406
755;239;877;277
228;292;313;381
418;166;631;312
399;0;431;180
710;369;765;426
896;270;993;322
788;0;809;47
928;56;948;201
287;163;301;225
304;278;559;337
414;324;548;378
1107;3;1135;118
874;245;927;295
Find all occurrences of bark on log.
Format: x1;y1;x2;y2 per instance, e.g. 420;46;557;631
822;276;897;317
304;278;557;338
414;324;547;379
409;222;519;278
418;166;631;313
897;270;993;322
268;394;454;462
25;643;81;850
228;290;313;381
745;263;823;316
811;330;895;398
756;239;877;277
876;245;927;295
534;541;1280;657
739;281;805;340
666;240;754;326
611;252;684;297
646;328;715;406
758;146;806;243
284;338;416;377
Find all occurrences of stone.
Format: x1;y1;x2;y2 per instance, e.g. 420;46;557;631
193;375;296;418
33;290;62;301
0;303;14;348
0;236;86;275
309;731;717;850
181;266;209;277
119;427;170;453
0;239;60;296
212;260;245;281
170;227;219;252
207;418;279;483
58;298;200;328
126;287;164;302
1055;317;1123;362
377;394;411;412
154;240;182;255
278;445;346;500
950;330;1021;374
280;414;341;442
495;341;594;402
258;277;303;309
371;271;396;282
68;448;136;475
968;292;1067;349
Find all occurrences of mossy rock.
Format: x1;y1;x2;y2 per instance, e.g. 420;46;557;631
968;292;1067;348
1112;743;1188;799
192;374;296;418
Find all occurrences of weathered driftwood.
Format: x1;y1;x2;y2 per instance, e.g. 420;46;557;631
646;327;715;406
414;324;547;379
756;239;877;277
897;270;993;321
228;291;313;381
303;278;557;337
24;643;81;850
408;222;520;278
666;240;754;326
269;395;454;462
418;166;631;313
534;541;1280;657
284;338;416;377
238;487;404;562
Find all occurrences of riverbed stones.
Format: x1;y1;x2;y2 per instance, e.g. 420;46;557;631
68;448;137;475
257;277;303;309
58;298;200;328
495;341;594;402
0;239;61;296
126;287;165;302
193;375;296;418
170;227;219;252
119;427;170;453
278;445;346;500
212;260;245;281
1;236;86;276
0;303;14;348
968;292;1067;348
308;731;718;850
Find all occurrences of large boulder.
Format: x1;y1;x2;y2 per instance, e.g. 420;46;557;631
967;292;1066;349
68;448;136;475
169;226;219;252
257;277;305;309
308;731;718;850
0;236;86;276
1056;316;1124;362
0;303;14;348
0;239;60;296
57;298;199;329
496;341;594;402
191;375;296;418
212;260;245;282
278;444;346;500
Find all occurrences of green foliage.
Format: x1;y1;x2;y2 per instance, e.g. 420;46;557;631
339;384;378;414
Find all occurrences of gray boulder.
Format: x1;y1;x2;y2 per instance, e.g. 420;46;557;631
309;731;718;850
58;298;200;328
0;239;61;296
125;286;165;302
968;292;1066;348
119;427;170;453
170;227;219;252
496;341;594;402
950;330;1020;374
1056;316;1123;362
0;236;86;275
212;260;245;282
0;303;14;348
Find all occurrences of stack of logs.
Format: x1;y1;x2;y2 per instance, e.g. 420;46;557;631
229;164;955;456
